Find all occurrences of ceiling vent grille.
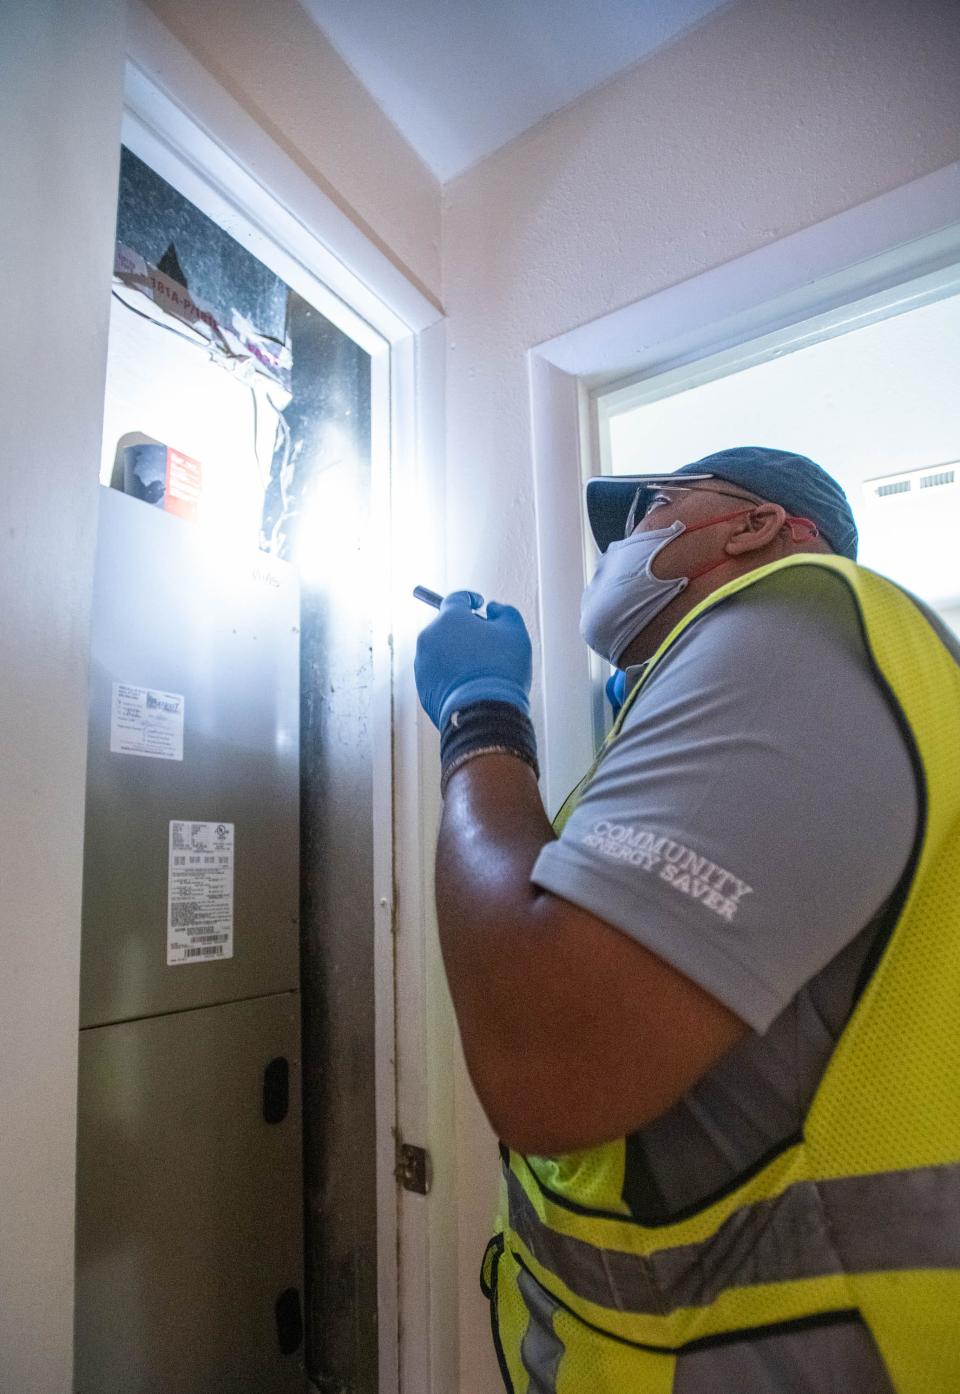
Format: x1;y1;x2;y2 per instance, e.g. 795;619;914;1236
920;468;955;490
863;462;959;505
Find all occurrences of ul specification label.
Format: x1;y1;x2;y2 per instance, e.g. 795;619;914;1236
111;683;184;761
168;821;234;965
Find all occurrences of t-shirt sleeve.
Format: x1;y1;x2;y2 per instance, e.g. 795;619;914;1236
530;567;918;1034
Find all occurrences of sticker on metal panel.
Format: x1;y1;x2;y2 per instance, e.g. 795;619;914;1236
167;821;234;965
111;683;184;761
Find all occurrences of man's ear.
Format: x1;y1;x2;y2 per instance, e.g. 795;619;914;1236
724;503;787;556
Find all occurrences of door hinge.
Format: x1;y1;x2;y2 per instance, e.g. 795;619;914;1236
396;1141;432;1195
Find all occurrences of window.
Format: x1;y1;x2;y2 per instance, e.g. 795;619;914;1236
598;280;960;628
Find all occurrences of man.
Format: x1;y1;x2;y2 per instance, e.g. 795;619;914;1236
414;446;960;1392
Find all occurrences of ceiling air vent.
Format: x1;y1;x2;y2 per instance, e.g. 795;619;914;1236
920;468;955;490
863;462;959;505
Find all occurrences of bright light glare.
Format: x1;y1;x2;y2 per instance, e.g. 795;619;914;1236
292;446;371;621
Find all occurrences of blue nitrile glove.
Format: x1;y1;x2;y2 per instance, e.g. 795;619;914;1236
605;668;626;718
414;590;532;730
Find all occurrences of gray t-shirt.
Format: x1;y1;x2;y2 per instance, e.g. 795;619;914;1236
531;565;920;1215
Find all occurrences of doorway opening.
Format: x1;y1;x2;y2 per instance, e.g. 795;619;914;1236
76;130;388;1393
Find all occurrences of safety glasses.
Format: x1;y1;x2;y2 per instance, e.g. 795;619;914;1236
623;480;762;537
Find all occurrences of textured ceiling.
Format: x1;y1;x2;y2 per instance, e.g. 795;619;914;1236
300;0;735;180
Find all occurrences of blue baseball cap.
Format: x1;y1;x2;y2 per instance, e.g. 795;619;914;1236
586;446;858;559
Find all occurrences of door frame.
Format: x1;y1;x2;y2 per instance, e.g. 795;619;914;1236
123;7;446;1390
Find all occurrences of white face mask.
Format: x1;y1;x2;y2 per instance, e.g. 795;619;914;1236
579;520;688;666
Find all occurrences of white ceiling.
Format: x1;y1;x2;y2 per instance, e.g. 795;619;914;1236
299;0;735;181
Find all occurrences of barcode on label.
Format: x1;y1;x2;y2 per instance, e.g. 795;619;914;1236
190;934;229;944
182;946;224;959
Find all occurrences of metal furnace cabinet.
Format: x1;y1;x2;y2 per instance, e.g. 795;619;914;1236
75;487;304;1393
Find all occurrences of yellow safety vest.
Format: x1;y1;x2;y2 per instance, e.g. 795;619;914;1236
482;555;960;1392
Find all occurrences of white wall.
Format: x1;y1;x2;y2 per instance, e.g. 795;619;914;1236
144;0;443;305
441;0;960;1387
0;3;125;1390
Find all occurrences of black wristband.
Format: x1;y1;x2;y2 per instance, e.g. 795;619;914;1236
439;701;539;797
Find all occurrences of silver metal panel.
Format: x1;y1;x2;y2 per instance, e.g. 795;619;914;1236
80;487;300;1027
75;992;305;1394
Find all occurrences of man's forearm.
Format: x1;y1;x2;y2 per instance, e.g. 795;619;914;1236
436;751;554;979
435;752;559;1127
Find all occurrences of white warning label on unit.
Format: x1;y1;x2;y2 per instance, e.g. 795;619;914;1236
111;683;184;761
167;821;234;965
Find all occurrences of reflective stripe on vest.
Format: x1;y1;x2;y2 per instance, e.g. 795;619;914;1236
490;556;960;1393
507;1160;960;1317
518;1266;565;1392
